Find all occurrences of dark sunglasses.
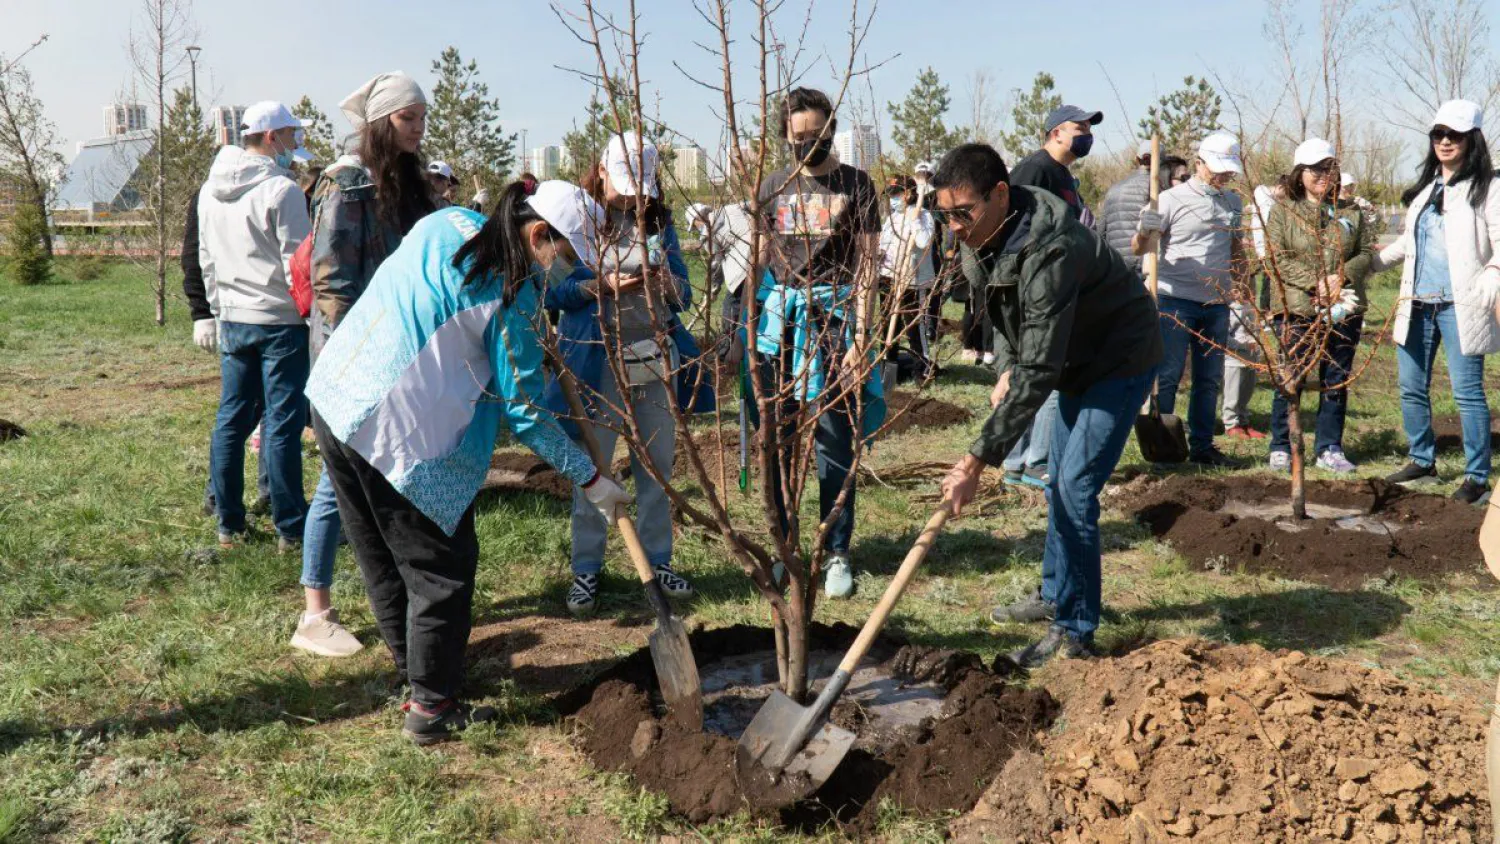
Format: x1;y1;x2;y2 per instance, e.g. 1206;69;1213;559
933;189;991;225
1307;160;1338;176
1429;128;1468;144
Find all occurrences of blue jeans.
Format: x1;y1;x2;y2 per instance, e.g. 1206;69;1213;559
301;465;341;589
1039;371;1155;639
211;322;310;539
204;415;269;511
1003;392;1058;473
1398;302;1491;483
1155;296;1229;455
1269;316;1362;457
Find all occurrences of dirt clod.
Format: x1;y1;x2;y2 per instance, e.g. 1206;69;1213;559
0;418;25;442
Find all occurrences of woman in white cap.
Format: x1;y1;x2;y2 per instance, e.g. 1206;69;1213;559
292;72;437;660
1262;138;1376;475
304;180;629;744
1373;99;1500;504
545;131;714;617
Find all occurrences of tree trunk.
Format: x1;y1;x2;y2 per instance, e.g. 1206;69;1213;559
1287;386;1307;520
784;572;809;702
771;603;788;688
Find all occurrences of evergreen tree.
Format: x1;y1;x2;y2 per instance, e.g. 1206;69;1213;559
887;67;963;169
0;58;64;256
998;72;1062;162
1138;76;1223;159
559;75;671;183
292;95;338;164
6;199;50;285
425;47;517;205
133;87;215;255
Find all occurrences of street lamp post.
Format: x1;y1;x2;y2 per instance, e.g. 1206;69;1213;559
186;45;201;110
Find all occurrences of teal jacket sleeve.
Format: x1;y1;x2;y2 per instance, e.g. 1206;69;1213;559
488;289;597;485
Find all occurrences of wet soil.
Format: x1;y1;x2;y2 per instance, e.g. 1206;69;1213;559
561;624;1056;828
1129;475;1488;588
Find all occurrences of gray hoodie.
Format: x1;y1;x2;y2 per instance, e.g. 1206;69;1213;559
196;144;312;326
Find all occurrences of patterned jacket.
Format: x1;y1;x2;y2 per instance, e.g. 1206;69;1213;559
309;154;402;353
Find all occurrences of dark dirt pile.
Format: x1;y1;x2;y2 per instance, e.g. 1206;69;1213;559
1128;475;1488;588
564;625;1056;828
952;640;1492;843
480;452;573;500
883;389;972;437
0;418;25;442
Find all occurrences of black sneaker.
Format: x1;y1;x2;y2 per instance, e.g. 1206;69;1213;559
402;700;498;746
1189;448;1242;469
1386;461;1439;485
1008;626;1096;669
989;589;1056;624
1453;478;1489;505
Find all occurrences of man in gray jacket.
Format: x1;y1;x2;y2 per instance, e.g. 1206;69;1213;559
197;101;313;551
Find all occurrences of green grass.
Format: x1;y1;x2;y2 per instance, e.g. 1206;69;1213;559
1;263;1496;840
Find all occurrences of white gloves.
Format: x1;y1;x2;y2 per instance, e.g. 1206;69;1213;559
1137;207;1164;235
582;473;633;521
473;188;490;208
193;319;218;353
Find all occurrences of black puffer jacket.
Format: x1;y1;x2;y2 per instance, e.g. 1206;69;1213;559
1094;167;1151;273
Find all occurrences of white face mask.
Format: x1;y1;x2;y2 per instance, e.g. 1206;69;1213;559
545;252;573;286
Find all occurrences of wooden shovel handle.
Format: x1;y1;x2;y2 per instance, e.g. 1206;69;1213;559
836;507;951;674
1142;135;1161;299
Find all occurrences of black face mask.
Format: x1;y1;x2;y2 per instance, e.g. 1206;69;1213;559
793;137;833;167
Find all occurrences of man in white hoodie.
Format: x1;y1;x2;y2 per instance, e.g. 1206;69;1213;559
198;101;313;551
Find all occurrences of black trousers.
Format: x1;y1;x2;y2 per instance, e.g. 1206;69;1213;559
961;295;993;354
313;417;478;708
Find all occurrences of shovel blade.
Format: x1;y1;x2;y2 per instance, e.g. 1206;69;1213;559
1135;411;1189;464
1480;498;1500;583
648;615;703;729
735;690;857;805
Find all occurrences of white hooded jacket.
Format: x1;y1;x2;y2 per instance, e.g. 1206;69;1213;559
197;145;311;326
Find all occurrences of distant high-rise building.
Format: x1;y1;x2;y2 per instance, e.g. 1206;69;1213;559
833;124;880;171
526;145;563;179
211;105;248;147
671;145;707;190
103;103;149;137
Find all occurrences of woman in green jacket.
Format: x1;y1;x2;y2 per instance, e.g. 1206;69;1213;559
1264;138;1376;474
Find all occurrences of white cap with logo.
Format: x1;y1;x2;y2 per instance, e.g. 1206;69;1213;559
602;132;660;198
914;160;934;175
1340;172;1356;188
1293;138;1337;167
1197;132;1243;175
1432;99;1483;133
525;180;607;268
240;101;312;161
427;161;455;181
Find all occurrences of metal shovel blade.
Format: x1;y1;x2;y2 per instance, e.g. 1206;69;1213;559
734;690;857;804
1135;411;1189;464
648;614;704;730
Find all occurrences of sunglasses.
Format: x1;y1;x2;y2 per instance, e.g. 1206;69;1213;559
933;190;990;225
1307;160;1338;176
1429;128;1468;144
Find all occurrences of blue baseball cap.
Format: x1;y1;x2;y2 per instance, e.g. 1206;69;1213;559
1044;105;1104;134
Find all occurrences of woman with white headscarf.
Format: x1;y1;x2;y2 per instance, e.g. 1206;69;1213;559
291;71;435;660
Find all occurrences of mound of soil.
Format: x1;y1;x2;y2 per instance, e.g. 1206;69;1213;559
481;452;572;500
1130;475;1487;588
0;418;25;442
953;640;1492;843
883;389;972;437
563;624;1056;828
1431;413;1500;453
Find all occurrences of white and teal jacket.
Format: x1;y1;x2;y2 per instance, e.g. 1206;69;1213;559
306;207;597;535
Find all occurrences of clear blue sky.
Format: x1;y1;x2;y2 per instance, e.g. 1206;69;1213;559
4;0;1466;166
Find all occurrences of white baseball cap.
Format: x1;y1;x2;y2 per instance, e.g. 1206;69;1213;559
1340;172;1356;188
1432;99;1483;133
241;101;312;160
525;180;607;268
914;160;934;175
1293;138;1337;167
1197;132;1243;175
602;132;660;198
427;161;455;181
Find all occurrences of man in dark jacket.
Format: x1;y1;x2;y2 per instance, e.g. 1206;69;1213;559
935;143;1162;667
1095;139;1154;274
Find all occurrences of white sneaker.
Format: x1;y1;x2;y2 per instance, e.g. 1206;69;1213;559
824;554;855;599
290;608;364;658
653;564;694;599
1268;450;1291;472
567;573;599;617
981;352;996;366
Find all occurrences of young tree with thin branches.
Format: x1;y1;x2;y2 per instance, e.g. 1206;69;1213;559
0;43;64;259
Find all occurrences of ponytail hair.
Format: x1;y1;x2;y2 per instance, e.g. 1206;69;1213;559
451;179;568;305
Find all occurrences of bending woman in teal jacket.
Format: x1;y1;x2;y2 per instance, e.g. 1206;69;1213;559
305;180;630;745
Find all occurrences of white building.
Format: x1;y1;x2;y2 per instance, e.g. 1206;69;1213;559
103;103;149;137
671;145;707;190
834;124;880;171
211;105;248;147
526;145;563;179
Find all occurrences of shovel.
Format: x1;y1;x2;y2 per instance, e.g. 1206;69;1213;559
1134;135;1189;464
557;368;704;728
735;506;952;803
1478;497;1500;583
738;361;751;493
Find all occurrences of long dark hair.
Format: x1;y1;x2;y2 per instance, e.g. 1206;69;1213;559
451;180;567;305
1279;163;1340;203
581;163;672;236
360;116;435;235
1401;128;1494;209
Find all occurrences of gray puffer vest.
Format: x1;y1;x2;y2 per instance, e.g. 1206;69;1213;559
1095;168;1151;273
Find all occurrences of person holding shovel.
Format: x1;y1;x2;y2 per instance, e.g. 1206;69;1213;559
933;142;1162;667
304;180;629;744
